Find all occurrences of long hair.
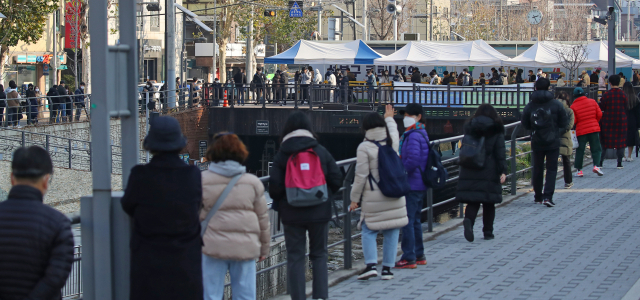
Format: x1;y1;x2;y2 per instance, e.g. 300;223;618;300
281;111;318;142
362;113;392;146
622;82;637;110
472;104;503;126
556;91;572;106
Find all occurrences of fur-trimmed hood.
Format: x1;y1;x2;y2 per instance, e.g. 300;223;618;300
464;115;505;137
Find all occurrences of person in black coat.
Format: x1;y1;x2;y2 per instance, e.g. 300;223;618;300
0;146;74;300
121;116;203;300
457;104;507;242
25;84;38;124
57;81;70;122
0;84;6;125
269;112;342;300
47;86;59;123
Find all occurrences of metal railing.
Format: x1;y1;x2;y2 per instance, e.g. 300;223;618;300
62;245;82;299
0;127;146;174
1;94;92;127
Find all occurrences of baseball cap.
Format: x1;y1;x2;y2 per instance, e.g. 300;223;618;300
398;103;424;117
573;87;585;96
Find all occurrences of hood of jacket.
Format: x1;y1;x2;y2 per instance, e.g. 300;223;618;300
280;129;318;154
531;90;555;104
465;116;504;137
365;126;388;141
208;160;246;177
5;88;17;94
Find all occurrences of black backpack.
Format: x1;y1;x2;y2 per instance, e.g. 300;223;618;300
530;107;556;146
367;140;411;198
458;134;486;169
405;130;448;189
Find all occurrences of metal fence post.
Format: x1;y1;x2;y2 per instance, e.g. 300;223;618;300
21;131;25;147
294;82;299;109
427;188;433;232
482;84;486;104
412;83;417;103
46;135;50;153
511;125;519;195
69;139;72;169
517;83;521;111
447;83;451;107
308;85;313;110
342;164;355;270
89;141;92;172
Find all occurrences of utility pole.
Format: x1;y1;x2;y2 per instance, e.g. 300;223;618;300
212;0;217;82
318;0;323;40
429;0;433;40
628;0;631;41
609;0;616;79
246;8;253;86
166;0;176;107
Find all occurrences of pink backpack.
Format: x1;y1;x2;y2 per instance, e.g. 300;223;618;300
285;149;328;207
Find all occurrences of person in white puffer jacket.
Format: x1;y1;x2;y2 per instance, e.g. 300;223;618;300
350;105;408;281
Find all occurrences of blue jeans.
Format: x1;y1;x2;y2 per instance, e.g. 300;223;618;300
202;254;256;300
56;104;66;123
400;191;425;262
362;221;400;268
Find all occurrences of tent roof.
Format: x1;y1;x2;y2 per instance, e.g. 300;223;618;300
373;40;509;67
503;41;636;68
264;40;384;65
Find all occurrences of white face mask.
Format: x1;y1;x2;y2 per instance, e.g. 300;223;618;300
403;116;417;128
35;89;39;92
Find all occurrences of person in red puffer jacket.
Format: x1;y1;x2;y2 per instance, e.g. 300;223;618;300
570;87;603;177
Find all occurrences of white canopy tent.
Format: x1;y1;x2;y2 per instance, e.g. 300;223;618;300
503;41;636;68
373;40;509;67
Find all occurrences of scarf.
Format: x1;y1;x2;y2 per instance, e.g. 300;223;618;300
399;122;426;157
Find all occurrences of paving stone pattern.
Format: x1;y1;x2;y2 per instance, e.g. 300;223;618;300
328;163;640;300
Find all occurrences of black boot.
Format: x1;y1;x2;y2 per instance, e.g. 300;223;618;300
463;218;474;242
484;232;495;240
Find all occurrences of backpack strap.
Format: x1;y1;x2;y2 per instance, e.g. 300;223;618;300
365;139;384;191
200;173;243;237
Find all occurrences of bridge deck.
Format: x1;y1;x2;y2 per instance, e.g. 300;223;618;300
325;161;640;300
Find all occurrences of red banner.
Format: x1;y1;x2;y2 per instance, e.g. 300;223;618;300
65;0;81;49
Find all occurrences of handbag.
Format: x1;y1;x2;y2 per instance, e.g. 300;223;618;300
570;130;579;149
200;173;243;237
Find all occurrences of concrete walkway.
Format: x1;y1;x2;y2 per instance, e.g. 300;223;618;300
327;160;640;300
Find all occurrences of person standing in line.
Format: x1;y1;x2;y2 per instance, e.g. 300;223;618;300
521;78;569;207
300;67;312;105
253;67;266;105
233;69;247;106
536;68;543;82
622;82;640;161
0;84;5;125
351;106;408;280
429;71;440;85
599;75;628;169
516;69;525;84
57;81;70;122
366;69;377;103
528;70;536;83
25;84;38;125
599;71;608;90
6;81;21;127
121;116;203;300
200;133;270;300
441;71;450;85
477;73;486;85
47;86;59;123
619;72;627;86
274;72;282;104
34;86;45;120
327;69;337;103
591;69;601;86
556;73;566;87
0;146;74;300
280;70;289;106
571;87;604;177
379;70;391;102
394;69;405;82
581;71;591;88
268;112;342;300
395;103;429;269
411;68;421;83
74;82;86;121
340;70;350;104
457;104;506;242
556;92;575;188
508;69;516;84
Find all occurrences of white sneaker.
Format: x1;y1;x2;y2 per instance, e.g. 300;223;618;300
623;157;628;162
629;157;635;162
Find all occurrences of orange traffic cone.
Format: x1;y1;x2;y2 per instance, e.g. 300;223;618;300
223;89;229;107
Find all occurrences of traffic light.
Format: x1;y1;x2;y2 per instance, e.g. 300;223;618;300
264;10;276;17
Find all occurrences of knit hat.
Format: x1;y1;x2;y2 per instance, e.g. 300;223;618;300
573;87;585;97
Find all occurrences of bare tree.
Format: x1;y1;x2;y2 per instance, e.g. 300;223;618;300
553;0;592;41
554;42;590;87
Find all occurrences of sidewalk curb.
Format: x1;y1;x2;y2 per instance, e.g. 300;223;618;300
268;156;592;300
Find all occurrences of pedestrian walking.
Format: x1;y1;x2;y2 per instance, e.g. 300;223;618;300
570;87;604;177
268;112;342;300
521;78;569;207
121;116;204;300
457;104;507;242
200;132;270;300
351;106;408;281
0;146;74;300
6;81;21;127
57;81;70;122
25;84;38;125
47;86;59;123
556;92;575;188
622;82;640;161
599;75;628;169
74;82;86;121
395;103;429;269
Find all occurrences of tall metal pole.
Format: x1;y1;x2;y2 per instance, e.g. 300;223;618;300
609;0;617;76
429;0;433;40
212;0;217;82
362;0;366;40
318;5;323;40
628;0;631;40
246;8;253;85
52;11;57;86
166;0;176;107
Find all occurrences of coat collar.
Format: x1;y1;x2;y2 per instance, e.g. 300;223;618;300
7;185;44;203
365;127;387;141
282;129;315;142
148;153;187;167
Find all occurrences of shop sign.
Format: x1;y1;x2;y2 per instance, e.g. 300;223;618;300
65;0;81;49
43;64;49;75
58;65;68;70
15;54;63;64
27;55;36;63
17;55;26;63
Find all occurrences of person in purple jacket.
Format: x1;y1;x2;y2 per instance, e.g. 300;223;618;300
395;103;430;269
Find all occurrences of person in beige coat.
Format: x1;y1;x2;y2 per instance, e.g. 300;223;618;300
350;105;408;281
200;133;270;300
556;92;575;189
